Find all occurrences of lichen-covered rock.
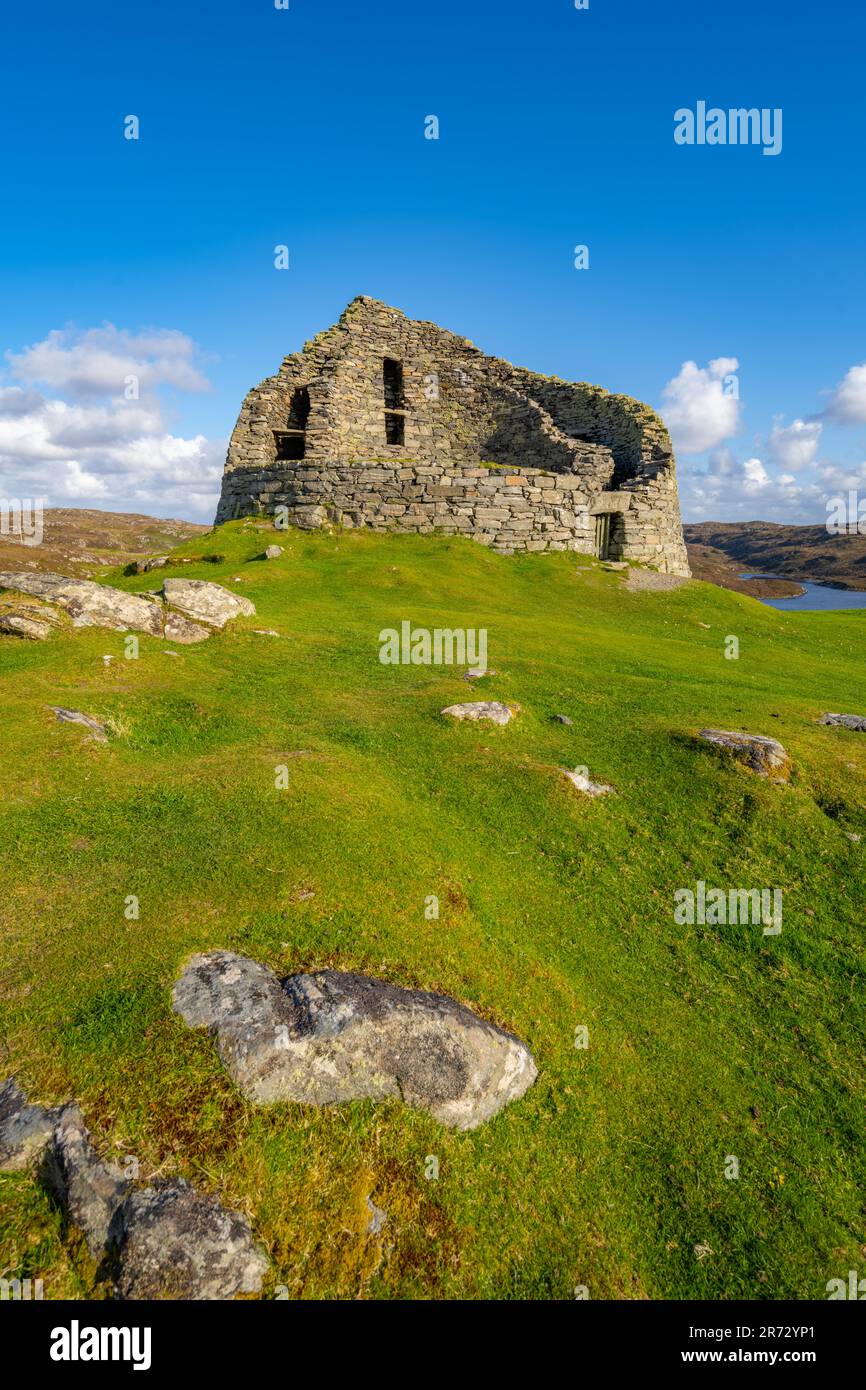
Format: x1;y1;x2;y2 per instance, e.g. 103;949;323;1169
441;701;515;726
264;545;283;560
0;611;54;639
820;713;866;733
0;572;163;635
49;707;108;743
44;1106;129;1258
1;1078;270;1299
162;579;255;629
164;612;211;644
173;950;537;1130
107;1180;268;1301
698;729;790;778
0;1079;59;1171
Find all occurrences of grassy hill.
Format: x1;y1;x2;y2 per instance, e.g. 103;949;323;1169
1;520;865;1300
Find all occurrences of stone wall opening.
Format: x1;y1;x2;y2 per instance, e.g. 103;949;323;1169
383;359;406;445
385;412;405;446
274;431;306;460
274;387;311;461
595;512;612;559
383;358;404;409
288;387;311;430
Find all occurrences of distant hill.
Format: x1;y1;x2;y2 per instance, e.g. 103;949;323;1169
685;521;866;592
0;507;207;577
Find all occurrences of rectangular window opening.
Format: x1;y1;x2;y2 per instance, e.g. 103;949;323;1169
383;358;404;410
274;431;306;461
385;412;405;446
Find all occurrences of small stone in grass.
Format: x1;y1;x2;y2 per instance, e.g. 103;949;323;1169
441;701;515;725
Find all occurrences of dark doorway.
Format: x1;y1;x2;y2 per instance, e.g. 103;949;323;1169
595;512;612;560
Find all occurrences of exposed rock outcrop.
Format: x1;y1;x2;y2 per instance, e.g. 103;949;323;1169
698;729;790;779
173;950;537;1131
441;701;516;726
820;713;866;733
0;611;56;640
162;579;256;629
0;573;255;643
0;572;163;635
44;1105;129;1257
107;1180;269;1301
49;707;109;743
562;767;614;797
0;1079;268;1300
0;1079;60;1170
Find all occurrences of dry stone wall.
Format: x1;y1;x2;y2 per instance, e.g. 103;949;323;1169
217;298;690;574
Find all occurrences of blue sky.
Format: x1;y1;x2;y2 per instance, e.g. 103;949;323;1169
1;0;865;522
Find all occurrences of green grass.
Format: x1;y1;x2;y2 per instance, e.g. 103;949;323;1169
1;521;864;1300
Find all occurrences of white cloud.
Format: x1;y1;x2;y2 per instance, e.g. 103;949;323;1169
661;357;742;454
680;448;822;523
742;457;769;491
816;460;866;492
767;417;822;472
6;325;211;398
0;325;223;519
823;362;866;424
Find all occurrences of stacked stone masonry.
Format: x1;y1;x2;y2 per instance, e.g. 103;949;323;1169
216;298;690;574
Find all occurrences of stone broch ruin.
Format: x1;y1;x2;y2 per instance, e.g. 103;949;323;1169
216;297;690;574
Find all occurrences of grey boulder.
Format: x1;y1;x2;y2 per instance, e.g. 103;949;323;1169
164;611;211;644
441;701;516;726
698;729;790;778
0;1079;268;1300
44;1105;129;1258
820;713;866;733
107;1180;269;1301
162;579;255;629
173;950;537;1131
0;611;55;640
0;1079;59;1170
0;572;163;636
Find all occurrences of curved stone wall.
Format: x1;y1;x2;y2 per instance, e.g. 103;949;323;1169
216;298;690;575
